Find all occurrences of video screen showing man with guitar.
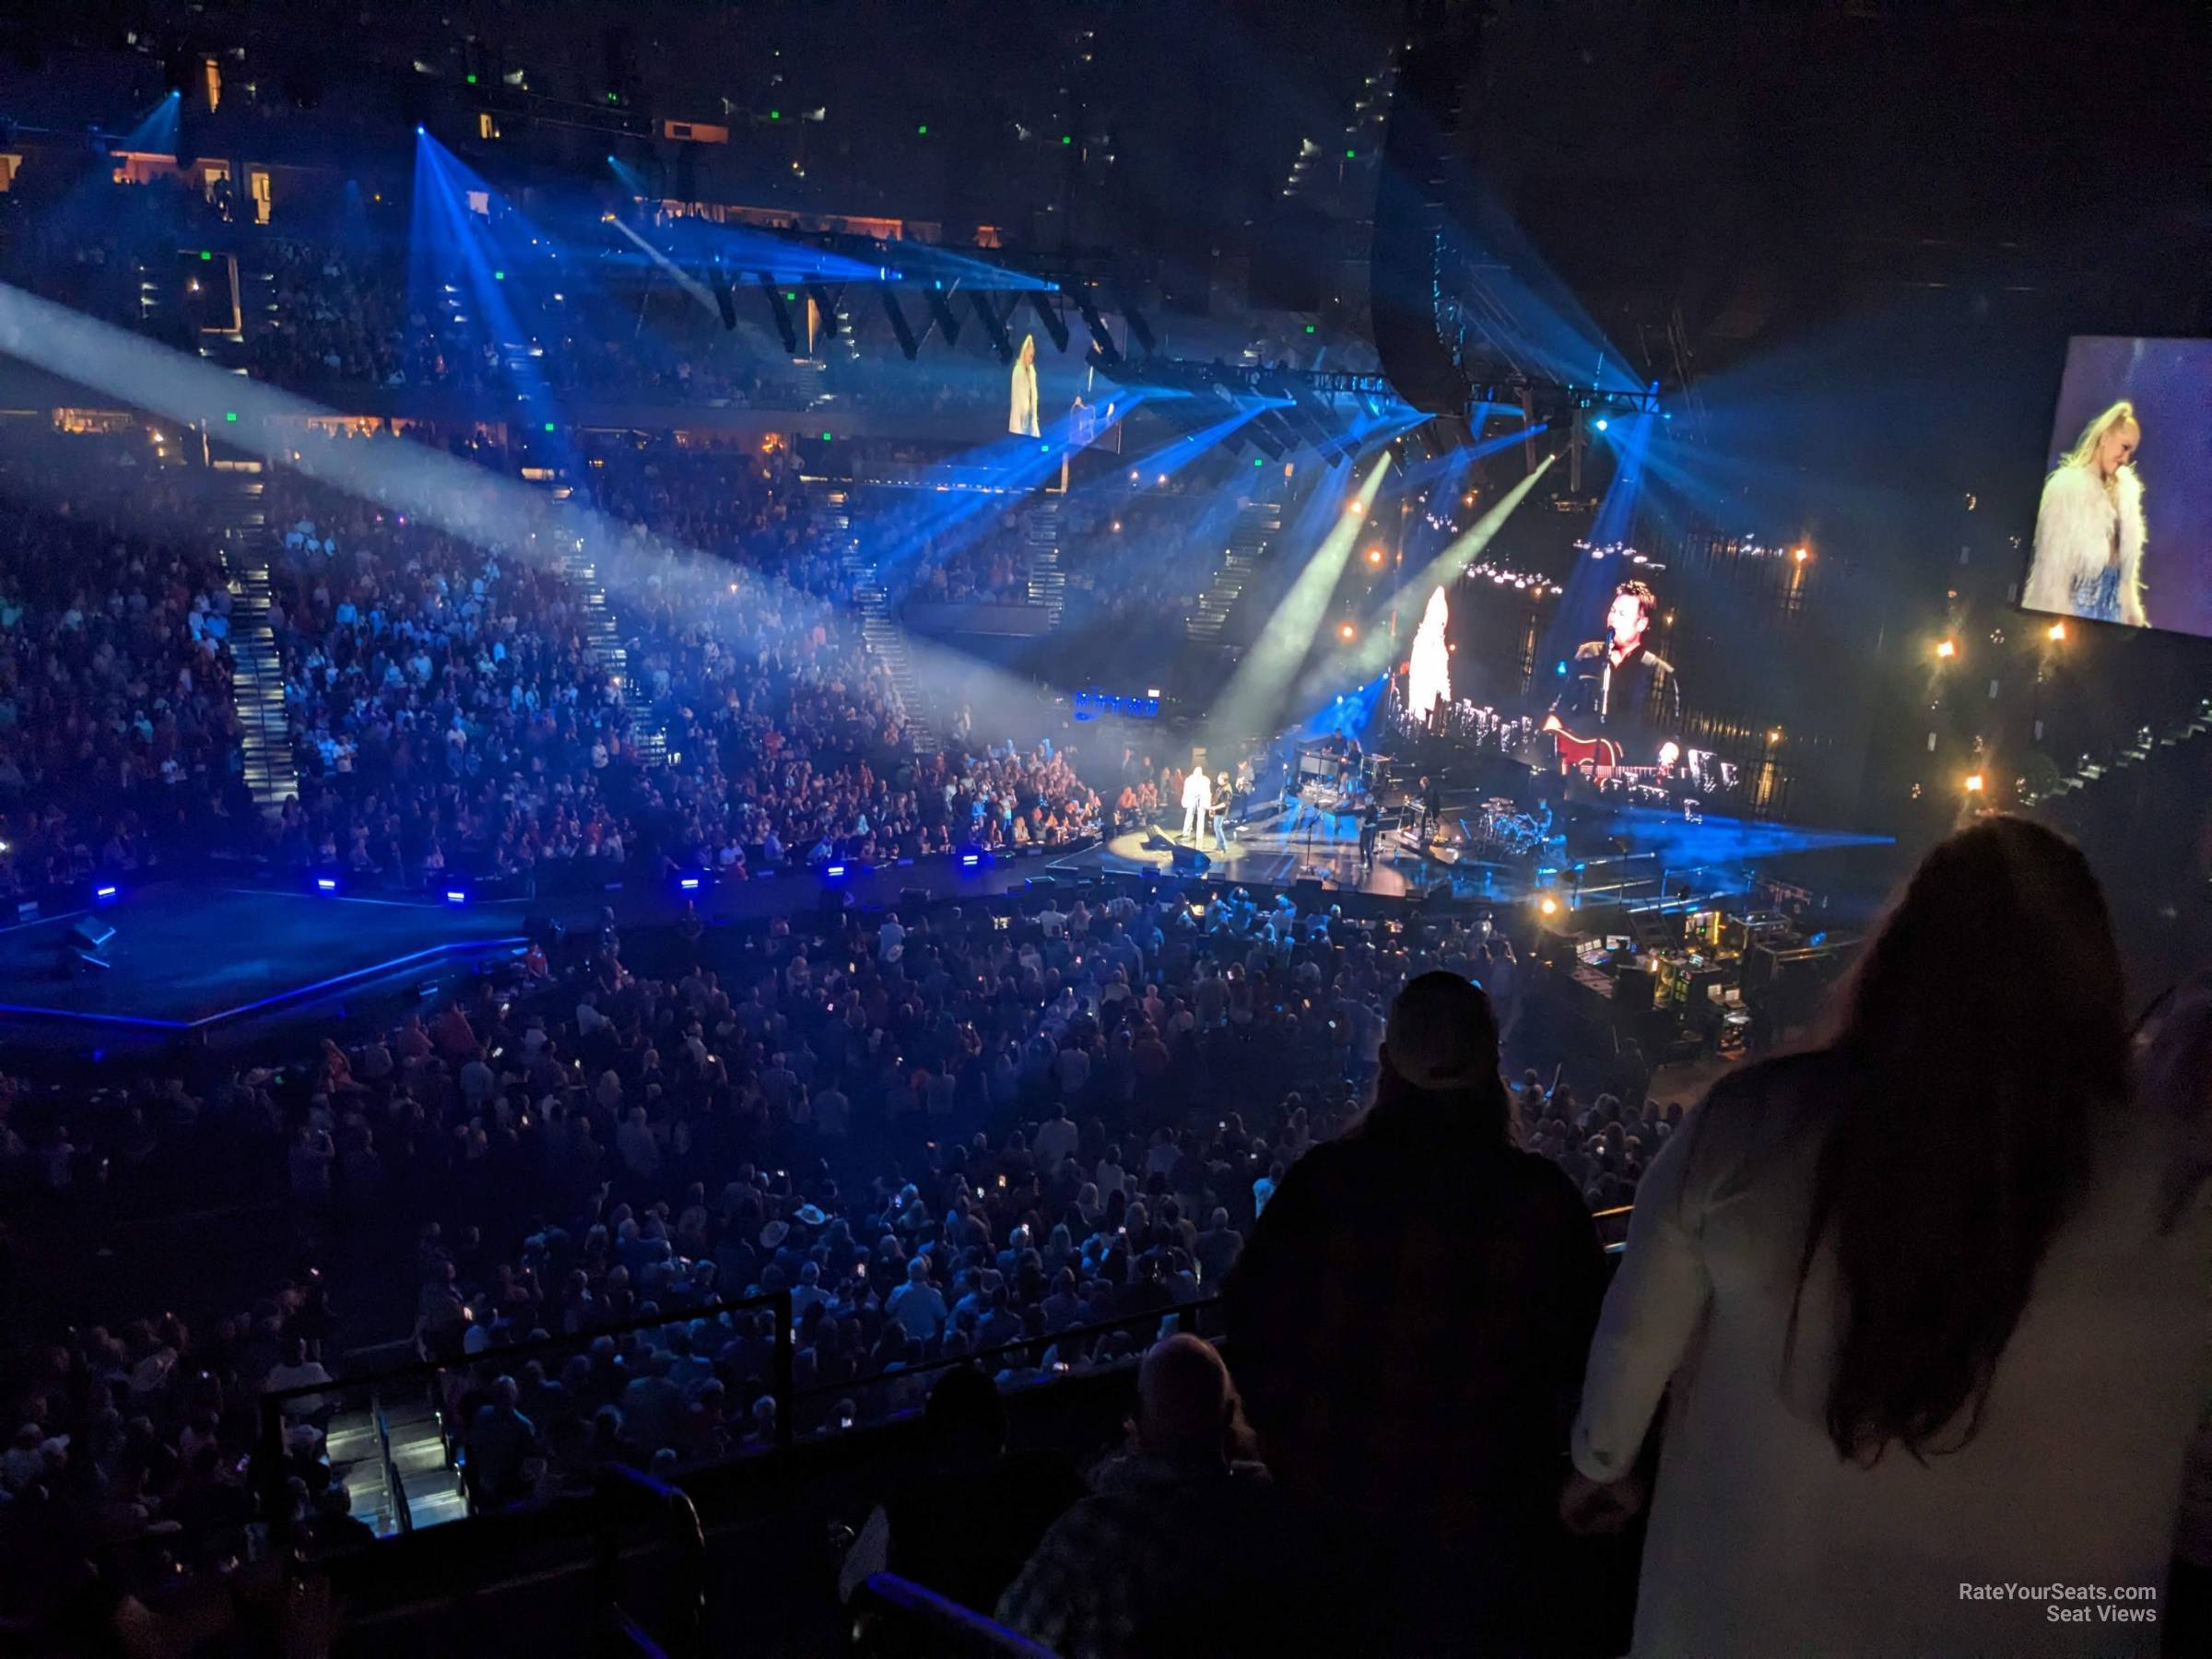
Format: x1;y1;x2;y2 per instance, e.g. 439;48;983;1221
1541;578;1683;784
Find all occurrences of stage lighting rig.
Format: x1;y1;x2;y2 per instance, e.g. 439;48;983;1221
703;260;737;330
1112;284;1156;353
968;290;1016;363
756;276;798;353
1071;288;1121;364
922;287;965;348
881;289;921;360
1028;290;1070;353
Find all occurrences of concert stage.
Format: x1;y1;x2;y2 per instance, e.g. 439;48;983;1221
1053;794;1895;914
0;854;1076;1053
1050;798;1546;903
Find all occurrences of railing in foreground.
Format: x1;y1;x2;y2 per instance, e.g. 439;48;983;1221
1593;1204;1633;1255
850;1572;1059;1659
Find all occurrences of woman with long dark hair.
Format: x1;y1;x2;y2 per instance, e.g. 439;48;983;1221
1563;818;2212;1655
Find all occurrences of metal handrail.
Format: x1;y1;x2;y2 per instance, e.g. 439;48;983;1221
593;1463;707;1659
371;1384;411;1537
851;1572;1059;1658
1592;1203;1634;1256
792;1296;1224;1404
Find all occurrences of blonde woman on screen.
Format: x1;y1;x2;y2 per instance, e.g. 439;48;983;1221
1008;334;1041;438
2023;399;2148;627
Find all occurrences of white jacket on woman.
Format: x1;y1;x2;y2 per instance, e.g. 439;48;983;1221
2023;462;2147;625
1572;1063;2209;1657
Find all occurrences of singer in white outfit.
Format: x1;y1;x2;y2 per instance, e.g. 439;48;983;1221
1180;768;1214;843
1008;335;1041;438
2022;399;2148;628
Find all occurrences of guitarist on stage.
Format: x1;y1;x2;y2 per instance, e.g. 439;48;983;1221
1541;578;1682;782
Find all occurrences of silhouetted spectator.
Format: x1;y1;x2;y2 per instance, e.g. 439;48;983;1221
1227;971;1606;1653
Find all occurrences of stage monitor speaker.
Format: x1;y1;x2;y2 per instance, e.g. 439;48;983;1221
72;918;116;954
1291;876;1324;908
1024;875;1059;890
1166;844;1211;875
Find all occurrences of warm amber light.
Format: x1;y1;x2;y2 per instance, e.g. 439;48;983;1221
1936;639;1958;659
1964;773;1985;794
1338;622;1357;641
1539;896;1559;916
1366;548;1384;565
2047;621;2066;641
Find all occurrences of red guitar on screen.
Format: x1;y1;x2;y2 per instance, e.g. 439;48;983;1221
1543;720;1673;783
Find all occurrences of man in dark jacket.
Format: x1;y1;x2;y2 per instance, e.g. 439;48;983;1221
1225;971;1608;1653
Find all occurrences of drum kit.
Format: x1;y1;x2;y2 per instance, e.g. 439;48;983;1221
1468;797;1545;860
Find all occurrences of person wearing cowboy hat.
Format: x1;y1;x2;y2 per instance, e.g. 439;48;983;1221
1224;971;1607;1655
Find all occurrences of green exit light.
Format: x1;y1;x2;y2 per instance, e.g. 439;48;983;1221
820;430;832;441
1253;457;1264;467
199;250;213;261
493;270;505;280
225;411;238;423
465;73;477;85
544;422;556;432
1061;135;1073;146
770;110;781;121
784;291;796;301
1304;324;1316;334
1346;148;1356;159
606;93;618;103
917;124;928;135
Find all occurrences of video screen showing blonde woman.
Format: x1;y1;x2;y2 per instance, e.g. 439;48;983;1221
2022;336;2212;639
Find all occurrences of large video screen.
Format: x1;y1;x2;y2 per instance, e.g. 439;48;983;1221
2021;336;2212;640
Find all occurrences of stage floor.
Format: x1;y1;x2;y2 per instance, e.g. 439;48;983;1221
0;888;530;1031
1049;803;1543;903
0;856;1076;1044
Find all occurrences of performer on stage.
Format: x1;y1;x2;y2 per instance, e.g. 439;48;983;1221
1180;766;1214;843
2022;399;2148;628
1543;578;1683;776
1009;334;1041;439
1359;794;1382;870
1210;771;1235;852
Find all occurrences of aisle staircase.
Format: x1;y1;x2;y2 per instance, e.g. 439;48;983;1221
1022;497;1065;625
325;1383;469;1539
210;468;300;810
1185;498;1282;646
558;537;667;766
2021;696;2212;806
834;489;938;757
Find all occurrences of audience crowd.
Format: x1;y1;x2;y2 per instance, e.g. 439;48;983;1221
0;848;1675;1634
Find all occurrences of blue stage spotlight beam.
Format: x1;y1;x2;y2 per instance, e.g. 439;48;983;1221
0;281;1064;783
